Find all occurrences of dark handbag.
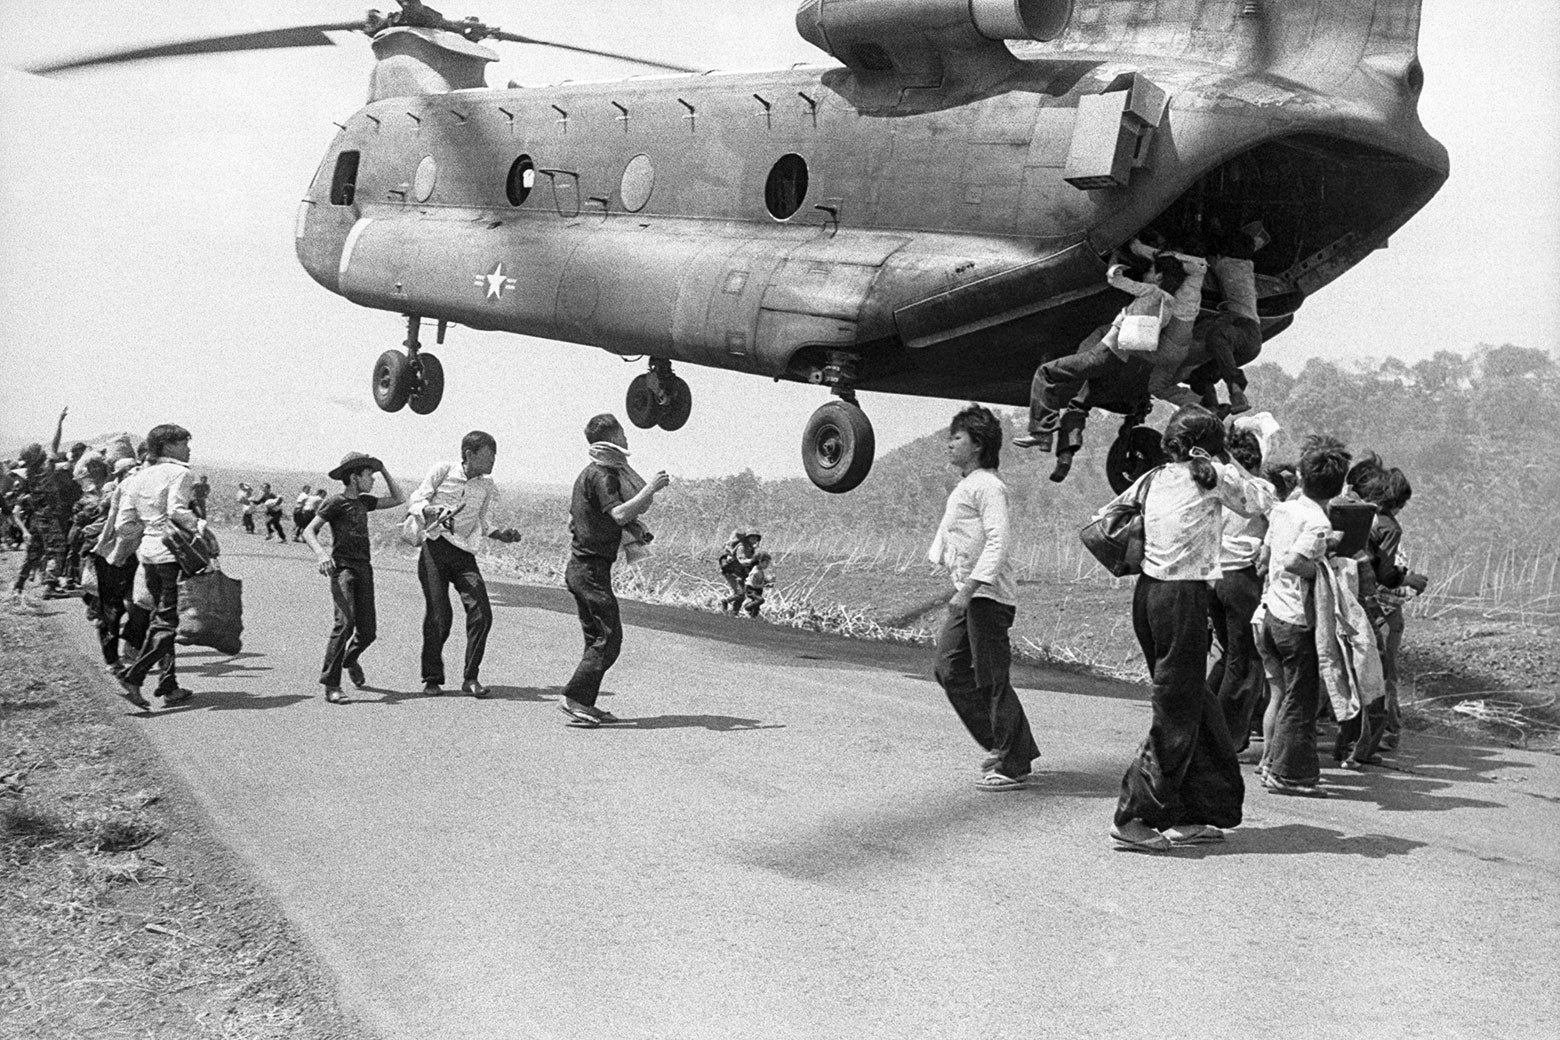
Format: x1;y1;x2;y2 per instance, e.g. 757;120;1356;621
163;524;220;578
1080;467;1160;577
177;564;243;655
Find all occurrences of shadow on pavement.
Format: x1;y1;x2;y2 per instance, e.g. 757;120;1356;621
1181;823;1427;859
159;690;312;713
175;650;271;680
604;714;784;731
1310;739;1524;813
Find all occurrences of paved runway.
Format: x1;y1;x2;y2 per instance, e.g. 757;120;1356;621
58;540;1560;1039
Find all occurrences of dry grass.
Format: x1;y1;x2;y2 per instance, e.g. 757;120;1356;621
0;593;371;1040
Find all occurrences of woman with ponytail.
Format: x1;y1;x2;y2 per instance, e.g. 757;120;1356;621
1093;406;1275;852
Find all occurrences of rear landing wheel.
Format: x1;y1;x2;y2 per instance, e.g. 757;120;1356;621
408;353;444;415
1106;424;1166;494
625;374;660;429
657;375;692;431
372;350;412;413
803;400;875;494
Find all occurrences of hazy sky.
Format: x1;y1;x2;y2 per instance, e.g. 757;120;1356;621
1;1;1556;486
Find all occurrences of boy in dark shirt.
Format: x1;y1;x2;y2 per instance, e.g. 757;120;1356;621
303;452;406;703
559;413;669;727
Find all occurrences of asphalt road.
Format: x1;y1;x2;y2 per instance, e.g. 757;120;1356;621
55;539;1560;1040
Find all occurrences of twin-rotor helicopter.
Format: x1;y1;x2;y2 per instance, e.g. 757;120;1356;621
30;0;1447;493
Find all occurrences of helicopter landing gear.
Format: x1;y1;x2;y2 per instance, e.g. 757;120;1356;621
372;315;445;415
802;391;875;495
624;359;692;431
1104;414;1166;494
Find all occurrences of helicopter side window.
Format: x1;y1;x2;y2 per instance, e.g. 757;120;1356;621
765;154;809;220
506;155;536;206
330;150;361;207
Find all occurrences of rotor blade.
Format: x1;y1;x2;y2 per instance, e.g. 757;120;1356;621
484;30;701;73
24;22;366;76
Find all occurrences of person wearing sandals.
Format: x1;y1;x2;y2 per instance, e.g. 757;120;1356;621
302;453;406;704
559;413;669;727
928;405;1038;791
1098;407;1273;851
1255;439;1351;798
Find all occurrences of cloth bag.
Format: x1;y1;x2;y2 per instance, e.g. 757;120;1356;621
1080;467;1160;577
177;563;243;655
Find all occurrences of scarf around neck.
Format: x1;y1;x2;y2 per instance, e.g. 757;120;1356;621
588;442;646;498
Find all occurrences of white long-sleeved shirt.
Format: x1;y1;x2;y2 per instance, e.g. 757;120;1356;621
114;459;196;565
926;468;1016;606
1220;476;1275;571
407;461;496;555
1100;461;1273;583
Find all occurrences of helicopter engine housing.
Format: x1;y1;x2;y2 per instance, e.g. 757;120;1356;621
796;0;1073;75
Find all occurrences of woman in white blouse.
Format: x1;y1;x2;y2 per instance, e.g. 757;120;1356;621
1098;407;1273;852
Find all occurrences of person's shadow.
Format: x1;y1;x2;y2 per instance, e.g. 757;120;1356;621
1170;823;1427;859
155;690;312;713
600;714;784;732
173;650;271;681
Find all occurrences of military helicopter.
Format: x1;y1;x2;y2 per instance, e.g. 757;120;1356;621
31;0;1447;494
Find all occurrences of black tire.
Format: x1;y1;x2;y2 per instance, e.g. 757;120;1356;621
372;350;411;413
409;353;445;415
802;400;875;494
625;373;660;429
657;375;692;431
1106;424;1166;494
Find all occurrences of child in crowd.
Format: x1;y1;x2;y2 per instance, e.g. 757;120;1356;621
1257;439;1351;797
302;452;406;704
742;551;772;618
1349;459;1429;751
237;482;256;533
1103;406;1273;851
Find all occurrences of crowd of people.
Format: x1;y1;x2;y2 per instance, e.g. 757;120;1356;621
7;382;1427;853
3;413;670;729
930;400;1428;852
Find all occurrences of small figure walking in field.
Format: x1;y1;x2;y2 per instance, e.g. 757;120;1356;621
742;551;772;618
302;452;406;704
929;404;1039;791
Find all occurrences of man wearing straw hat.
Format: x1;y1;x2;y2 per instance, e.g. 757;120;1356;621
303;452;406;704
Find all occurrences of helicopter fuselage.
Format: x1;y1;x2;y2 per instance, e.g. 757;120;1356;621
295;28;1445;414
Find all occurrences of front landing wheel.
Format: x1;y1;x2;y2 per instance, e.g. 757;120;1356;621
408;353;444;415
372;350;412;413
802;400;875;494
1105;423;1166;494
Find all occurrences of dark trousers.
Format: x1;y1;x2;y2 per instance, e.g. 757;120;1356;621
1029;330;1136;425
1116;576;1244;829
935;597;1039;779
320;562;376;688
1379;609;1405;745
418;538;490;685
563;555;622;707
242;512;255;533
13;523;48;591
91;554;138;666
1208;566;1265;752
293;509;314;541
123;561;181;694
263;513;286;540
1261;610;1322;785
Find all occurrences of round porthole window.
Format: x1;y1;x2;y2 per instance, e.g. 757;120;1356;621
413;155;438;202
620;153;654;213
506;154;535;206
764;153;808;220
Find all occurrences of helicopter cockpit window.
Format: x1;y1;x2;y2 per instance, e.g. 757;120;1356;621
506;155;536;206
330;151;360;206
765;154;809;220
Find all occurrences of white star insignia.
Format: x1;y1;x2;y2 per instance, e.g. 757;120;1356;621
473;262;516;301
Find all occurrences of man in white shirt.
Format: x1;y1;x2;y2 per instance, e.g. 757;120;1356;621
1208;428;1273;752
1258;442;1350;796
406;431;521;697
928;405;1038;790
113;424;200;711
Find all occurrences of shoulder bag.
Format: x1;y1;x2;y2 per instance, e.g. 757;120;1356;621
1080;467;1161;577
